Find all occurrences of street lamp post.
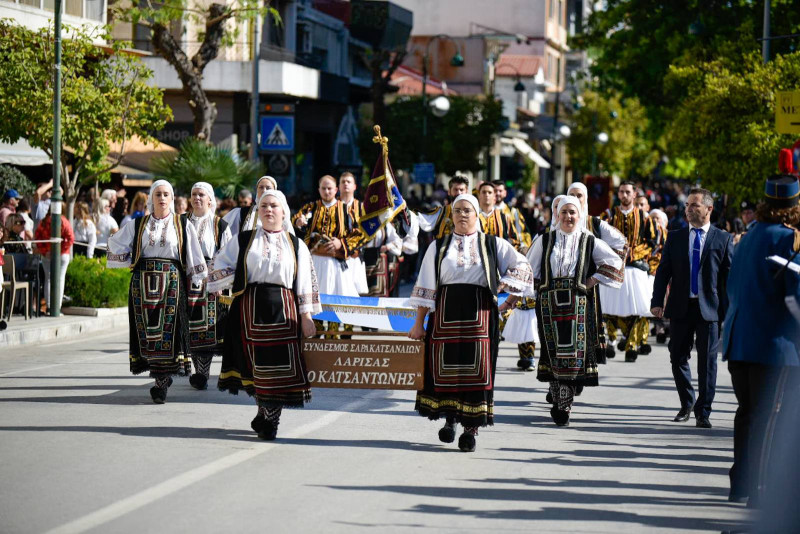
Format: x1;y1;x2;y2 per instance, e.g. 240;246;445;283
420;34;464;160
50;0;63;317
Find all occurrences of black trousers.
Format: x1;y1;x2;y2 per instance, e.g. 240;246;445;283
667;299;719;418
729;361;800;505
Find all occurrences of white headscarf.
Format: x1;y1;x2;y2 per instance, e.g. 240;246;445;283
567;182;589;220
451;193;481;234
256;175;277;192
555;195;584;235
550;194;566;230
191;181;217;215
147;179;175;216
258;189;292;231
649;208;668;228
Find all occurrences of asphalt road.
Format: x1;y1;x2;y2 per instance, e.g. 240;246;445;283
0;331;746;533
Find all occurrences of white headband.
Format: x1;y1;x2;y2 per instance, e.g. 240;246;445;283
191;181;217;215
556;195;584;234
451;194;481;233
147;179;175;216
258;189;292;231
550;195;566;230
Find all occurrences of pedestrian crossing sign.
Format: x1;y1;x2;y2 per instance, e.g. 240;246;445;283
776;91;800;134
260;115;295;152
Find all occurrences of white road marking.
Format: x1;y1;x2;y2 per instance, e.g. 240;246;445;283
43;395;377;534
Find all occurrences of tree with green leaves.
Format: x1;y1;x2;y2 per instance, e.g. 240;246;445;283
153;138;264;198
361;96;502;176
665;51;800;202
573;0;800;131
566;91;657;180
0;20;171;220
113;0;279;141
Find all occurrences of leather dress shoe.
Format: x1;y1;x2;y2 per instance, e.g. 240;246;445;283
696;417;712;428
673;406;693;422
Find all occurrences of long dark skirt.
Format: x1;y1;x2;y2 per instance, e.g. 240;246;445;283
415;284;499;428
128;258;191;377
186;277;228;358
218;283;311;408
536;277;599;387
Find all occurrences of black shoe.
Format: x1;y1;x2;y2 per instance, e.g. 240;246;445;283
605;345;616;360
251;414;266;434
150;386;167;404
696;417;712;428
546;391;553;404
457;432;476;452
438;423;457;443
188;373;208;391
673;406;693;422
637;344;652;355
258;420;278;440
550;406;570;426
0;320;7;331
616;339;627;352
650;326;657;336
575;385;584;397
624;349;638;362
656;333;667;344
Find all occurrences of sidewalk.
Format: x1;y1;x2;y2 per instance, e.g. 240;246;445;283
0;307;128;347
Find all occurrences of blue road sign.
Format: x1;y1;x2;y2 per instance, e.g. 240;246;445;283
414;162;435;184
260;115;295;152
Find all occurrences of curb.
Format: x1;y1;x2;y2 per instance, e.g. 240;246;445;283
0;307;128;347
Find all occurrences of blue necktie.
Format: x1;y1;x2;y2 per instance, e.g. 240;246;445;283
691;228;703;295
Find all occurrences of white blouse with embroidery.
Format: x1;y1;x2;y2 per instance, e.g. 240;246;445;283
526;229;624;288
409;232;533;311
106;215;208;283
187;213;233;260
207;229;321;315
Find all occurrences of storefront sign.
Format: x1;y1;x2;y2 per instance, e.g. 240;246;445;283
302;339;424;390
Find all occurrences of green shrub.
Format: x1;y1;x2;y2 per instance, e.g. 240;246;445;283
0;165;36;197
65;255;131;308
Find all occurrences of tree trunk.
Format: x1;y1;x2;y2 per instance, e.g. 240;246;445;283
149;4;230;142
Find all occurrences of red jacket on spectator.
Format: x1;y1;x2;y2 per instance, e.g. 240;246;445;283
35;215;74;256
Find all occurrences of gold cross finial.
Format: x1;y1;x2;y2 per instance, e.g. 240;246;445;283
372;125;389;155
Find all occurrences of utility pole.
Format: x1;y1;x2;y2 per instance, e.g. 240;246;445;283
762;0;771;64
250;13;261;161
50;0;63;317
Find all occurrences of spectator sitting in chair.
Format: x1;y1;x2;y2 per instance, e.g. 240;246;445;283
3;214;30;254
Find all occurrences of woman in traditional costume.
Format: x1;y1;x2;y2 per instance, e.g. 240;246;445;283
208;190;320;440
223;176;282;235
566;182;627;363
509;195;565;372
181;182;232;390
408;194;533;452
518;196;623;426
361;223;403;296
107;180;207;404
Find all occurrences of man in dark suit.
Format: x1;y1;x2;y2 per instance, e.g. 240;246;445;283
651;188;734;428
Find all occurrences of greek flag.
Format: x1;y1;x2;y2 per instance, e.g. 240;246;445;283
313;294;510;332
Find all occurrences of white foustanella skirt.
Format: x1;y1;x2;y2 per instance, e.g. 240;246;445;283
312;254;360;297
502;308;540;344
598;265;652;316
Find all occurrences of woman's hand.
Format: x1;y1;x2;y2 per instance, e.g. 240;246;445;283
301;314;317;338
408;323;426;340
585;277;599;289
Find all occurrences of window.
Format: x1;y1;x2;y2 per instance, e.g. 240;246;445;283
85;0;103;21
65;0;82;17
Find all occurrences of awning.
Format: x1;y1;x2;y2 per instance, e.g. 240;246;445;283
107;135;177;175
507;137;550;169
0;139;52;166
